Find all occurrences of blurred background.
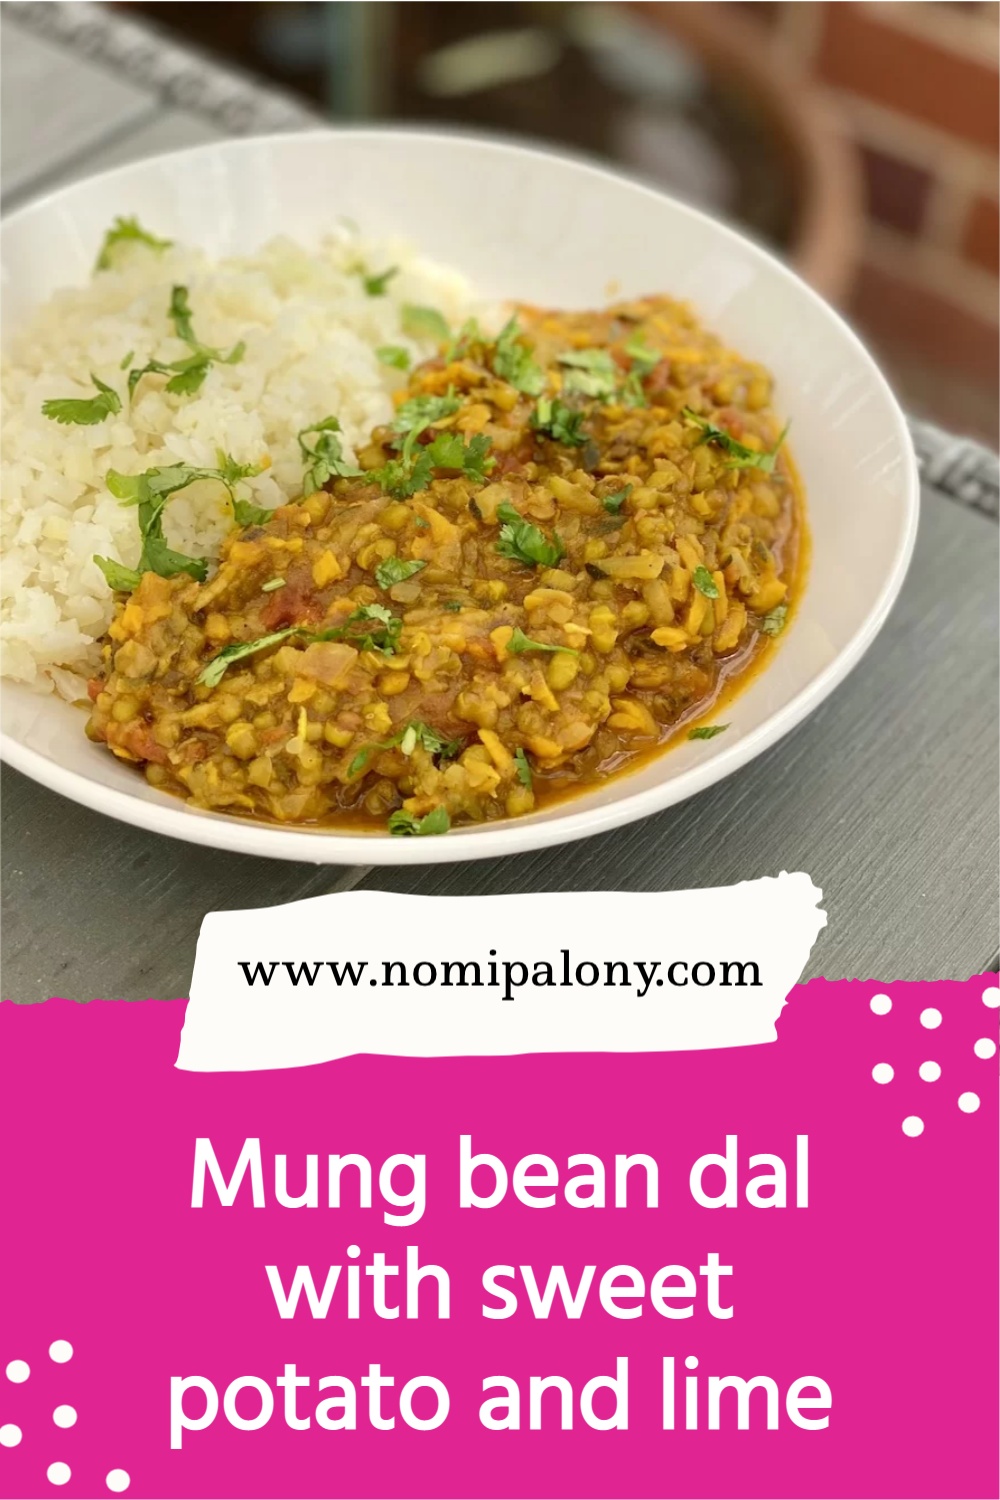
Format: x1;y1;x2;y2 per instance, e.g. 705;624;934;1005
107;2;1000;442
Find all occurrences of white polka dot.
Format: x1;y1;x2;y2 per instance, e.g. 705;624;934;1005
958;1091;981;1113
870;993;892;1015
902;1115;924;1137
47;1462;71;1486
872;1062;894;1083
0;1424;22;1448
106;1470;131;1494
5;1359;29;1383
919;1060;942;1082
982;986;999;1008
52;1405;77;1429
974;1037;997;1059
920;1007;942;1029
48;1341;72;1365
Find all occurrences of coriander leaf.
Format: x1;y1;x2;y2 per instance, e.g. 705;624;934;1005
164;353;211;396
688;724;728;740
506;626;578;656
232;497;274;527
105;456;262;585
95;215;172;272
692;565;720;599
120;350;134;370
362;265;398;296
42;373;122;426
532;395;587;447
297;415;364;492
401;304;450;343
760;603;788;636
392;390;461;435
444;317;484;362
620;370;647;408
602;483;632;516
624;331;660;374
388;805;451;836
198;628;300;688
376;449;433;499
127;358;172;400
349;718;461;779
374;556;427;590
323;603;402;654
348;747;374;777
495;501;564;569
682;407;789;473
558;347;617;400
514;747;533;787
168;284;196;344
443;600;463;612
261;577;285;592
377;345;411;370
493;316;545;396
93;555;142;591
425;430;494;481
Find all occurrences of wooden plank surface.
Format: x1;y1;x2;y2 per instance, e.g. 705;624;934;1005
3;490;997;1002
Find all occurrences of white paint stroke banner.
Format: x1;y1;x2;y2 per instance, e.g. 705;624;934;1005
176;873;826;1072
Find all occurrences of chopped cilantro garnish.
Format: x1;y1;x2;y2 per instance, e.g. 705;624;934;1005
388;805;451;837
692;565;720;599
362;265;398;296
374;556;427;590
42;373;122;426
128;285;245;400
688;724;728;740
376;428;493;497
97;456;265;589
532;395;587;447
376;345;411;370
506;627;578;657
443;600;463;612
392;390;461;436
95;215;172;272
401;304;450;343
682;407;790;473
514;747;533;787
558;347;618;400
298;416;364;492
495;501;565;568
624;332;660;374
760;603;789;636
198;604;405;689
602;483;632;516
493;316;545;395
93;556;141;592
349;719;463;779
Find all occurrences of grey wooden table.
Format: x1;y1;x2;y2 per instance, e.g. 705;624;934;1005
2;2;998;1002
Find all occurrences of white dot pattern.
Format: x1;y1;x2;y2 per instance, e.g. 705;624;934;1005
872;1062;894;1083
973;1037;997;1059
958;1091;981;1113
982;986;999;1008
919;1060;941;1082
920;1007;942;1030
870;993;892;1015
0;1424;22;1448
47;1462;71;1487
48;1341;72;1365
53;1405;77;1429
106;1470;131;1494
902;1115;924;1137
5;1360;29;1384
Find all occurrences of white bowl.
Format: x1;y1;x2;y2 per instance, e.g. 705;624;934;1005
0;128;919;865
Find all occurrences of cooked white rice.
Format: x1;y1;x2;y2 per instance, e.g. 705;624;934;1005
0;227;476;700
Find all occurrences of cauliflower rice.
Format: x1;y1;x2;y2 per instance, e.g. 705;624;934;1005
0;228;475;700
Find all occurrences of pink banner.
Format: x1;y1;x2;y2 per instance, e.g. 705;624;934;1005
1;977;997;1500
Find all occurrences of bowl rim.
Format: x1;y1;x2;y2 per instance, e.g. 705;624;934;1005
0;125;920;867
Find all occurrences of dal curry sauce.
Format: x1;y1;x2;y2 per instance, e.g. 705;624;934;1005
86;296;803;837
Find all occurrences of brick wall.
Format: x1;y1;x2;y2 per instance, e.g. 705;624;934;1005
739;1;998;442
